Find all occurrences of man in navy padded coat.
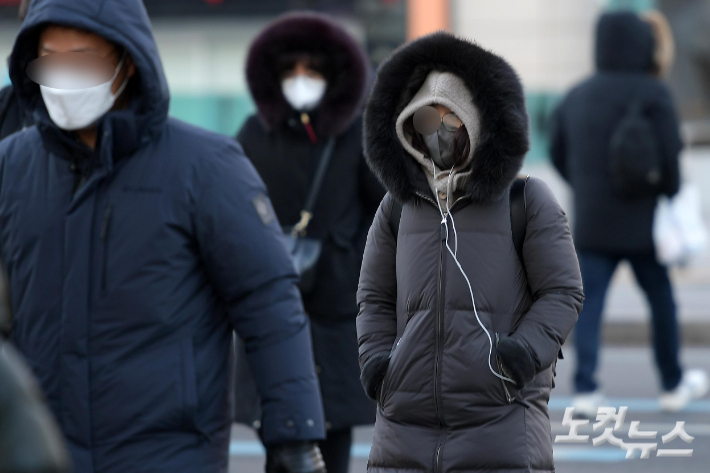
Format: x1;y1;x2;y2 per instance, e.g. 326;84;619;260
0;1;326;472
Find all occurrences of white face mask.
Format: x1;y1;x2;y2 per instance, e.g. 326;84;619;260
40;52;129;131
281;75;327;111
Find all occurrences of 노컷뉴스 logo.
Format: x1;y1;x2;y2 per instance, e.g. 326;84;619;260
555;407;694;459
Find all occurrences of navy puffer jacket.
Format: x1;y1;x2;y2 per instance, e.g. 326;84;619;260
0;1;325;472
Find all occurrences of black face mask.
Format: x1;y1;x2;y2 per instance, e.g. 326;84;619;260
413;105;462;170
422;125;458;170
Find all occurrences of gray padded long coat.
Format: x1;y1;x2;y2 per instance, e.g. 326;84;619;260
357;33;585;473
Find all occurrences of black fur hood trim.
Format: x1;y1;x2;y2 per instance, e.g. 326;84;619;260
364;32;530;203
246;12;370;138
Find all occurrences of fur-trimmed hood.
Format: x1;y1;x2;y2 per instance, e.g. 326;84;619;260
246;12;370;138
364;32;529;204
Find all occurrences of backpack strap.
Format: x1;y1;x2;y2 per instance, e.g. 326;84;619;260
389;199;403;241
510;176;530;272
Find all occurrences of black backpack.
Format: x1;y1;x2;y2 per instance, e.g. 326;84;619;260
388;176;529;270
609;102;663;200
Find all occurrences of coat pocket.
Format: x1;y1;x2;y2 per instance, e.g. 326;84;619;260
378;336;401;408
494;332;515;405
552;347;564;389
494;332;531;409
92;340;194;443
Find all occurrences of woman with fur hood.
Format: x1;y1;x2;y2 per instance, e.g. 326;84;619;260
357;32;585;473
236;12;385;473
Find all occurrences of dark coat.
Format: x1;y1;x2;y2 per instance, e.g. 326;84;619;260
0;85;32;141
0;84;30;332
236;12;384;431
550;12;683;254
358;32;584;473
1;1;325;472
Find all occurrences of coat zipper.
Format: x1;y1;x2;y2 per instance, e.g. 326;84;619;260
433;220;447;473
435;221;446;427
100;205;112;293
418;190;458;473
434;433;444;473
414;189;446;426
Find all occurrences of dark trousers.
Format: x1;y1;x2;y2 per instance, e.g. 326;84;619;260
319;428;352;473
574;251;683;393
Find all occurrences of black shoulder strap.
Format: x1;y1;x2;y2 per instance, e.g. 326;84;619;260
389;199;403;241
510;176;529;272
303;138;337;214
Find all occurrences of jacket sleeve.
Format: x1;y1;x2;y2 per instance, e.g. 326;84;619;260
549;103;569;182
356;193;398;371
194;141;325;446
509;178;584;373
648;85;683;197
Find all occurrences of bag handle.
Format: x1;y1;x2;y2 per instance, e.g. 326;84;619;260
291;138;337;237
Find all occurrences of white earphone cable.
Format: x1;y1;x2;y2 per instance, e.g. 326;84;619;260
432;159;515;384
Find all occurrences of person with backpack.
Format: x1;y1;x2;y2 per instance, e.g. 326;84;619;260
357;32;584;473
550;11;709;417
236;12;384;473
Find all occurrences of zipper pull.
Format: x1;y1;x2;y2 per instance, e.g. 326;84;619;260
388;337;401;360
101;205;112;241
440;222;447;241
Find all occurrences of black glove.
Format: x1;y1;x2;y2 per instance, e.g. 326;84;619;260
360;351;390;400
496;337;536;389
266;441;326;473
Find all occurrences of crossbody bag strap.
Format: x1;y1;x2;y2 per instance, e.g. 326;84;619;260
292;138;337;236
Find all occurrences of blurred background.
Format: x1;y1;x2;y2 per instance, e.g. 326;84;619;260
2;0;710;471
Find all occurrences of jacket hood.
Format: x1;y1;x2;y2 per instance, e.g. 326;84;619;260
364;32;529;204
246;12;370;138
395;70;481;205
595;12;655;73
9;0;170;148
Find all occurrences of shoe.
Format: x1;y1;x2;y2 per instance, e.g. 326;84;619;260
572;391;608;419
659;369;710;412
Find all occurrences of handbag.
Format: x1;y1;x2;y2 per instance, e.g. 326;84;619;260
653;183;708;265
283;138;336;294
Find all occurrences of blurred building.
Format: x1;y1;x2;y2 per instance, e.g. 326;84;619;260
1;0;707;152
660;0;710;144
